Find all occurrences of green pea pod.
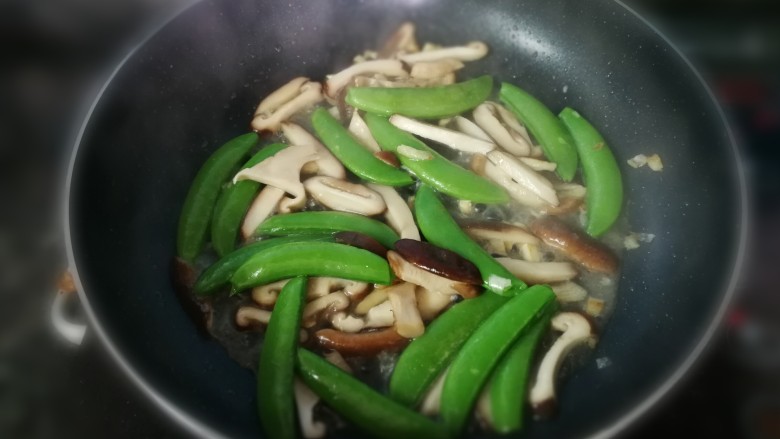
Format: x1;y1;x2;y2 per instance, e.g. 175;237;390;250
389;293;507;408
559;107;623;236
256;211;399;248
346;75;493;119
296;349;450;439
177;133;258;261
440;285;557;435
414;185;525;295
211;143;288;257
488;315;550;433
364;114;508;204
194;235;332;296
231;241;392;292
311;109;414;187
258;276;307;439
499;83;578;182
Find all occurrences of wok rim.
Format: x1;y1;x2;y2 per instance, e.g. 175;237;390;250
62;1;749;437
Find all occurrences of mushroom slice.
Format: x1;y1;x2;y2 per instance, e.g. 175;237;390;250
281;122;346;179
302;292;350;328
252;80;323;133
304;176;386;216
530;312;597;418
235;307;272;328
409;58;464;80
495;258;578;284
378;22;419;58
473;102;533;156
461;219;540;257
368;184;420;240
541;196;584;216
323;350;352;373
550;281;588;303
325;59;408;100
307;277;371;300
386;282;424;338
486;150;559;206
453;116;492;142
530;216;619;274
251;279;290;306
241;186;286;239
393;240;482;286
387;250;479;298
329;312;366;333
255;77;310;116
314;328;409;357
397;145;433;161
334;231;387;257
364;300;395;328
389;115;495;155
420;369;448;416
399;41;488;63
519;157;557;172
415;286;454;321
354;288;389;315
348;111;381;153
293;379;327;439
471;154;549;208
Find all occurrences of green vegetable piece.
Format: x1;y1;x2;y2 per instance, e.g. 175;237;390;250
364;114;508;204
488;316;550;433
414;185;525;295
211;143;288;257
389;293;507;407
297;349;450;439
346;75;493;119
311;108;414;186
258;276;307;439
231;241;392;292
499;83;578;181
256;211;399;248
440;285;557;435
559;107;623;236
194;235;332;296
177;133;258;261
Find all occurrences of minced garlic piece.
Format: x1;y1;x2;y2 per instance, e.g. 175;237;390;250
627;154;647;168
646;154;664;171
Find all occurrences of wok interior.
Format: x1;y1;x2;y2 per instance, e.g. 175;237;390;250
69;0;742;437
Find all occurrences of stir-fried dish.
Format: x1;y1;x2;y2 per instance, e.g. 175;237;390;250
175;22;626;439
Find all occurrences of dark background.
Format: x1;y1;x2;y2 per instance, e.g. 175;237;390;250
1;0;778;438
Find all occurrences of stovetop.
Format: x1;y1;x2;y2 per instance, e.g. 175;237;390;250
1;1;778;438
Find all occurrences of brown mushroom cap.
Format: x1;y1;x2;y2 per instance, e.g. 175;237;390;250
530;217;618;274
314;328;409;357
334;231;387;257
394;239;482;285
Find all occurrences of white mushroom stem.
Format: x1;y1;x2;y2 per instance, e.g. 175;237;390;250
554;183;587;200
329;299;395;333
472;154;549;208
550;282;588;303
390;115;495;155
255;77;310;116
530;313;597;416
348;111;381;153
409;58;464;79
294;379;327;439
235;307;272;327
420;369;448;416
325;59;408;99
368;184;420;240
307;277;371;300
251;279;290;306
397;145;433;161
329;312;366;333
386;282;425;338
387;251;478;298
302;292;350;328
519;242;542;262
520;157;557;172
493;102;534;145
486;150;559;206
281;123;346;179
251;81;323;132
475;387;493;428
354;288;389;315
323;350;352;373
399;41;488;63
463;221;540;247
378;22;419;58
241;186;286;239
304;176;386;215
415;286;454;321
473;102;532;156
496;258;578;284
454;116;492;141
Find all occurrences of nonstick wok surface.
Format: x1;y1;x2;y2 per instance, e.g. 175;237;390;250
67;0;745;437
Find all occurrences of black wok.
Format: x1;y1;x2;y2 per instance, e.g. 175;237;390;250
66;0;746;437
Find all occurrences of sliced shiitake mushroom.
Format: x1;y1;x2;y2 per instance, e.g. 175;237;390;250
314;328;409;357
393;239;481;285
530;216;618;274
334;231;387;257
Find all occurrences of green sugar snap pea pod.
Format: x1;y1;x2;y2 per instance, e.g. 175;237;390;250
347;75;493;119
440;285;557;435
230;241;393;292
177;132;258;261
311;108;414;186
255;211;400;248
211;143;287;257
364;114;508;204
257;276;307;439
559;107;623;236
297;349;450;439
414;185;525;295
499;83;578;181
